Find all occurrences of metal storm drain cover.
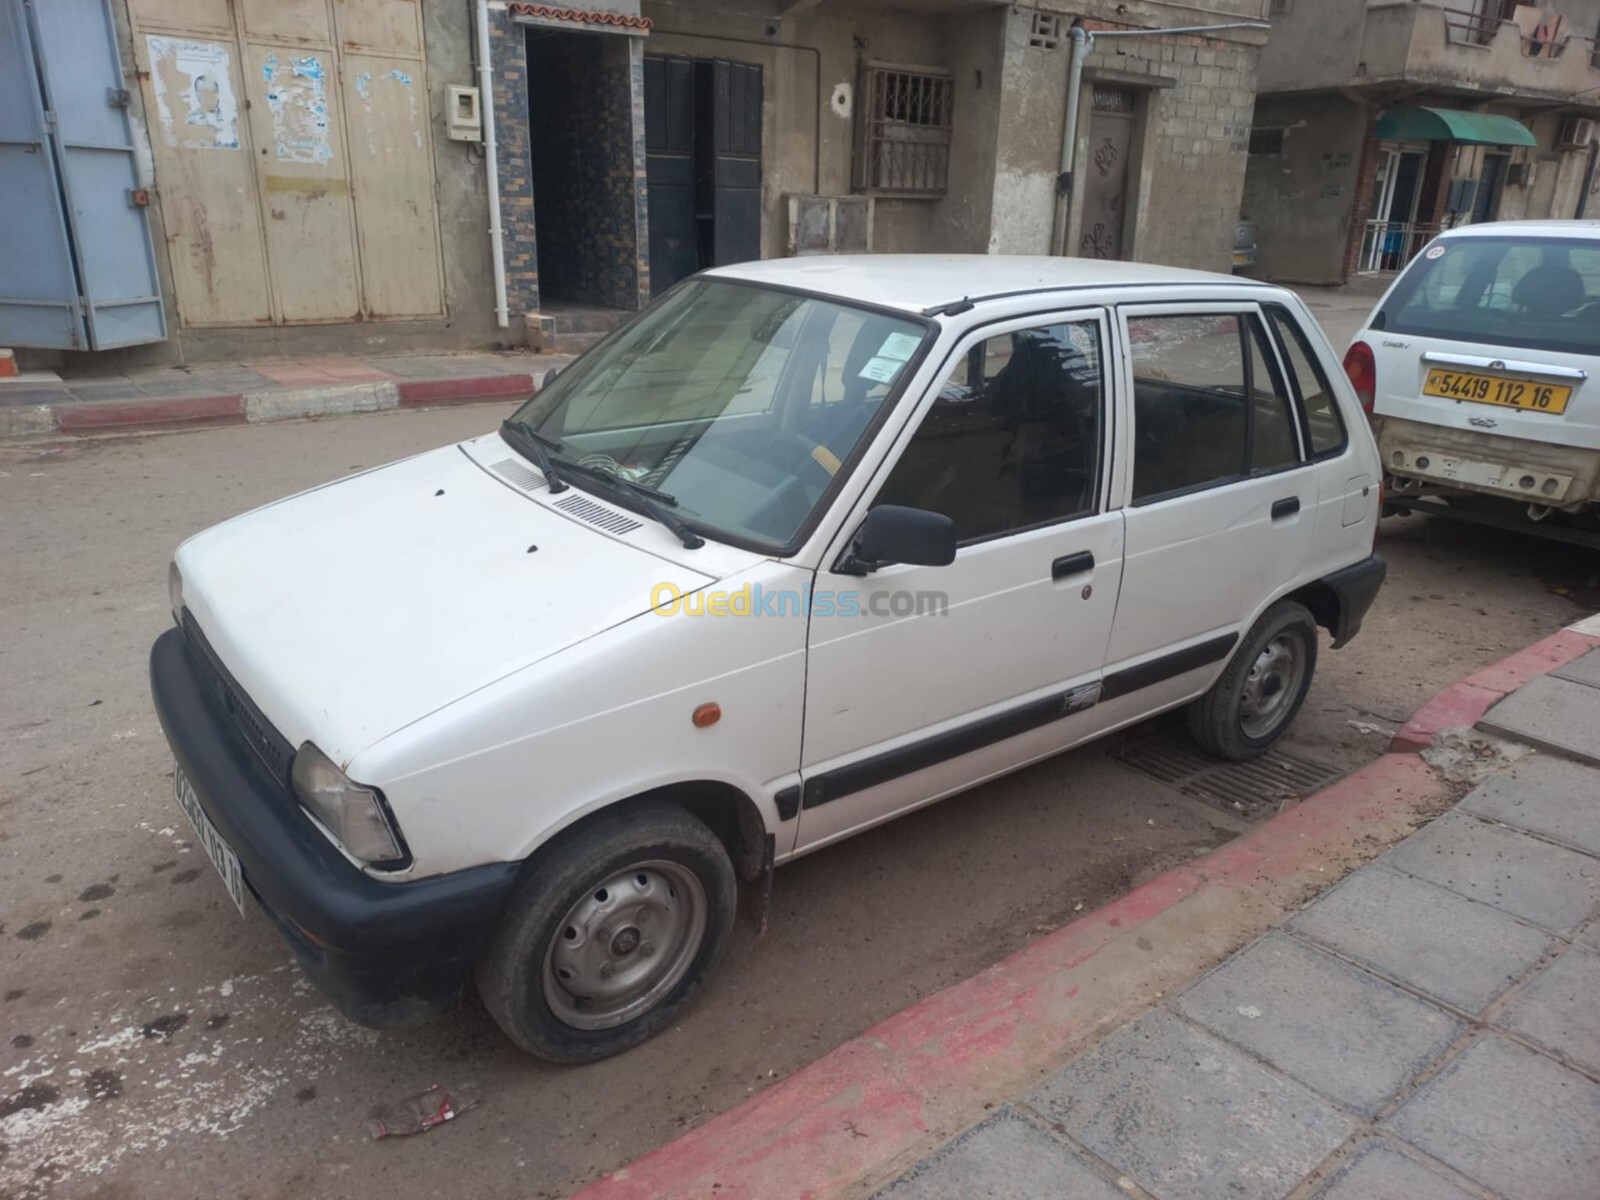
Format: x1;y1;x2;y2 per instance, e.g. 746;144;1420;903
1112;732;1344;819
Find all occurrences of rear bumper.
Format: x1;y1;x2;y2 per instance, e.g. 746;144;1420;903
1322;555;1385;649
149;626;520;1027
1375;416;1600;507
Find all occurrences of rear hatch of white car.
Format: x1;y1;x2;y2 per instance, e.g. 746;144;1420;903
1360;232;1600;451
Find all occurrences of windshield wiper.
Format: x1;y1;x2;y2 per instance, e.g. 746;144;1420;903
563;462;704;549
499;418;568;493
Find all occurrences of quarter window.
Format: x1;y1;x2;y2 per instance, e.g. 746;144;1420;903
875;322;1103;542
1128;312;1302;504
1266;304;1347;458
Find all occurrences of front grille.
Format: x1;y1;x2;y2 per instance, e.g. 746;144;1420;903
181;611;297;786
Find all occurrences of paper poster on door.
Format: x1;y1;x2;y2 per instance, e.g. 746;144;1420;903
262;53;333;164
147;37;240;151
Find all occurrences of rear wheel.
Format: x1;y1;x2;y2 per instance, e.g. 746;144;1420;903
476;803;736;1062
1188;599;1318;761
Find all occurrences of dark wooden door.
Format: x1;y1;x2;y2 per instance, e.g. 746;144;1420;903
711;59;762;267
644;55;696;298
1473;153;1507;225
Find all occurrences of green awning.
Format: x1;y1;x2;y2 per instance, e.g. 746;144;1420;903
1376;106;1537;147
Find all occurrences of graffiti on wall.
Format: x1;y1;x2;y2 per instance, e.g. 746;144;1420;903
146;36;239;151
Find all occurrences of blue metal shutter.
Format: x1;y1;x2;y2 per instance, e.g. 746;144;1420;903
0;0;165;350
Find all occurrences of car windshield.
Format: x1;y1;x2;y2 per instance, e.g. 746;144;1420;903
507;279;929;550
1376;235;1600;356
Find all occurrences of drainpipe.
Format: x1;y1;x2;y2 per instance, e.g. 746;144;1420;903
1051;19;1271;257
476;0;510;329
1051;22;1093;257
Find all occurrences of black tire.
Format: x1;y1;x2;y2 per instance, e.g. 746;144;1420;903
476;803;736;1063
1187;599;1318;762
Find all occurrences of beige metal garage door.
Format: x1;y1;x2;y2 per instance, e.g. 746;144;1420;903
129;0;444;326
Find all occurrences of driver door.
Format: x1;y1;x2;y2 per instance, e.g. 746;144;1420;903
794;310;1125;853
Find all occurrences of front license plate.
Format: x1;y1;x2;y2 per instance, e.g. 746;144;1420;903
174;764;247;918
1423;368;1571;414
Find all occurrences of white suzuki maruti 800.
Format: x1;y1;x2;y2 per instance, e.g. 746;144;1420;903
152;256;1384;1061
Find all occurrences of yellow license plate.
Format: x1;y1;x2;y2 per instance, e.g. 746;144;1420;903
1423;368;1571;414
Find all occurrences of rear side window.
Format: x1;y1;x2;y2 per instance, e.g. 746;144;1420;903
1266;304;1347;459
1127;313;1302;504
876;321;1103;543
1376;236;1600;356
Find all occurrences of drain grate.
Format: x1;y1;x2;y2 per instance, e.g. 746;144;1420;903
1112;731;1344;819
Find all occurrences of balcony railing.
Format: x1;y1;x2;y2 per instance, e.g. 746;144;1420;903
1359;1;1600;98
1357;220;1441;276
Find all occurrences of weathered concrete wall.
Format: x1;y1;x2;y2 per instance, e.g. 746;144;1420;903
1241;94;1368;284
60;0;503;370
928;9;1005;253
1256;0;1366;94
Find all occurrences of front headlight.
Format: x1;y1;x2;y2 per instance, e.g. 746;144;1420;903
168;560;184;625
291;743;405;865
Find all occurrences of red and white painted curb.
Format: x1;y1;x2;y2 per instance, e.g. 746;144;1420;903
570;617;1600;1200
0;372;537;440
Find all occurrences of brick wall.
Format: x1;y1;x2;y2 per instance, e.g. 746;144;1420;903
1341;120;1380;280
1077;20;1261;272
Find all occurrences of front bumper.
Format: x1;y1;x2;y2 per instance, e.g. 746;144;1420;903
149;626;520;1027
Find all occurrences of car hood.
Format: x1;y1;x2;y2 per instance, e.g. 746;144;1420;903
176;441;720;767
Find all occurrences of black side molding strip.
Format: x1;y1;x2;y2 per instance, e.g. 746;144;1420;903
801;635;1238;810
1100;633;1238;703
774;785;801;822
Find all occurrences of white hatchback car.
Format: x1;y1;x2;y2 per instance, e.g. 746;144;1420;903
1349;220;1600;543
152;257;1384;1061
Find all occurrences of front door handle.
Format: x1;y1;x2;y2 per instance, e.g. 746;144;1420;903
1052;551;1095;579
1271;497;1300;521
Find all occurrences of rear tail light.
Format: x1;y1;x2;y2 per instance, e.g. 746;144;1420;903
1343;341;1376;416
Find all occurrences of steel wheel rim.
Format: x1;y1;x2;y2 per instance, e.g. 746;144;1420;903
1238;632;1305;740
543;860;707;1031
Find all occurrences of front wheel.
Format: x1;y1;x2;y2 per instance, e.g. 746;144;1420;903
476;803;736;1062
1187;599;1318;761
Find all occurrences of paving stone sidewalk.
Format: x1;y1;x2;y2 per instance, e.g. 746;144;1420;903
875;651;1600;1200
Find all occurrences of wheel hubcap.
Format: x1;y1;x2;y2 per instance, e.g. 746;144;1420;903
1238;633;1305;740
543;860;707;1031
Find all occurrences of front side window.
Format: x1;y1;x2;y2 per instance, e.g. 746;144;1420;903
1376;236;1600;356
1128;312;1302;504
874;321;1104;543
511;280;929;550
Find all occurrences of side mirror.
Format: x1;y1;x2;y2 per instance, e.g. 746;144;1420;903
541;366;562;390
839;505;956;574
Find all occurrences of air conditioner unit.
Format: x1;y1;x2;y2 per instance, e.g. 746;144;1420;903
1557;116;1595;150
785;195;875;255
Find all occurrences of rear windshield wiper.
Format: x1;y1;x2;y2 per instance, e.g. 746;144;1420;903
499;418;568;493
563;462;705;550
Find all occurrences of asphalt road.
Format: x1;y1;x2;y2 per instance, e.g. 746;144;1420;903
0;395;1589;1200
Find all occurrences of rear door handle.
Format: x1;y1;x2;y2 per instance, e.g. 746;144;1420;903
1271;497;1300;521
1052;551;1095;579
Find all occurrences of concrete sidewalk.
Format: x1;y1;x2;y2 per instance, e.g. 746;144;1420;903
877;645;1600;1200
0;349;568;439
575;620;1600;1200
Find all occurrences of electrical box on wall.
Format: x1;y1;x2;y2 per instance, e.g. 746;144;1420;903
447;85;482;142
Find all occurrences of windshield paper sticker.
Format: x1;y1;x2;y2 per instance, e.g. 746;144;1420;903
876;332;921;362
858;357;904;384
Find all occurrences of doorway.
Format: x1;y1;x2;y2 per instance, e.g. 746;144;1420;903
643;55;762;298
1472;152;1509;224
1079;86;1139;260
1362;146;1427;271
526;29;640;310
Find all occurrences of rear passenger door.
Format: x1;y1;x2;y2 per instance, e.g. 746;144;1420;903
1104;303;1316;711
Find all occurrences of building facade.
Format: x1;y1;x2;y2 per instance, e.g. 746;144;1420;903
1243;0;1600;286
1;0;1268;367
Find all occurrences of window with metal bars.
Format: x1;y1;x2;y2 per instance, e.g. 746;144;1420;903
853;64;955;196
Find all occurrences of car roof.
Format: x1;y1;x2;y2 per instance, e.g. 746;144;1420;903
1436;219;1600;241
702;254;1270;315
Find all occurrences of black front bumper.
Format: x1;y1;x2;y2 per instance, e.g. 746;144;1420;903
149;626;521;1027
